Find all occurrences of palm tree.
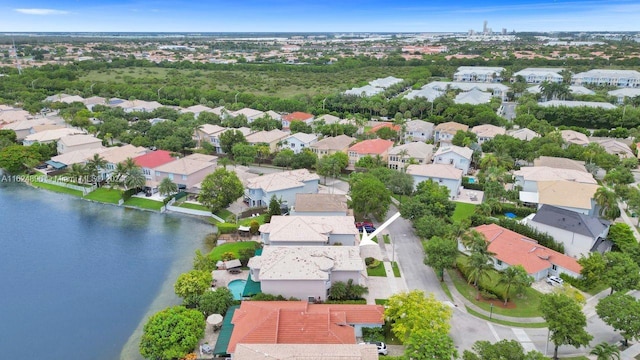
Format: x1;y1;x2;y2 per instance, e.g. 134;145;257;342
67;163;87;184
397;149;409;172
123;166;146;191
498;266;528;305
467;252;494;299
590;342;621;360
85;154;107;186
158;177;178;197
595;187;621;221
110;162;127;188
461;230;492;255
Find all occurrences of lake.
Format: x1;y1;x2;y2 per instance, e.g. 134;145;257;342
0;183;213;359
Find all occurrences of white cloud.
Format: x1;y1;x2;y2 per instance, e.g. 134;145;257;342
14;8;69;15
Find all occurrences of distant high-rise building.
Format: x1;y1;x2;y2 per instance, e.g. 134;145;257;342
502;28;507;35
483;20;488;34
468;29;475;36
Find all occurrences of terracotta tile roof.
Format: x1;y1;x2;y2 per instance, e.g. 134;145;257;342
473;223;582;274
282;112;314;122
133;150;175;169
348;139;394;155
368;122;400;134
228;301;384;353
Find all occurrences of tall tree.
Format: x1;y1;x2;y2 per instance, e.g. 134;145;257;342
539;293;593;360
589;342;621;360
348;173;392;221
594;187;621;221
596;292;640;346
231;143;257;165
198;168;244;213
158;177;178;197
604;251;640;294
463;339;546;360
219;129;247;155
498;265;533;305
174;270;212;305
423;236;458;282
85;153;107;186
123;166;146;190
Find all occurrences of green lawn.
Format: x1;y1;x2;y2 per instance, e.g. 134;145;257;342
124;197;164;211
367;261;387;277
375;299;388;305
465;307;547;328
440;281;454;301
383;234;391;244
449;258;544;318
452;202;477;222
391;261;401;277
216;209;233;221
239;214;266;226
177;201;210;212
85;188;123;204
31;181;83;197
208;241;260;262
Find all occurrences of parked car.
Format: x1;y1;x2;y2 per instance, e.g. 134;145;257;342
546;275;564;286
357;225;376;233
355;221;374;228
359;342;388;355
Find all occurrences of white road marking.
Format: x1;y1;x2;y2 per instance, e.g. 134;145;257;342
513;328;537;352
487;322;501;341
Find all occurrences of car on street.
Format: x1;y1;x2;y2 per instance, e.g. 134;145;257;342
359;342;388;355
357;224;376;233
355;221;374;228
546;275;564;286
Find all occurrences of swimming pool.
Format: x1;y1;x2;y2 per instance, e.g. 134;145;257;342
468;177;476;184
228;279;247;300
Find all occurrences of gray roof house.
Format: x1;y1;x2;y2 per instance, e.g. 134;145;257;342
454;88;492;105
608;88;640;104
244;169;319;208
523;205;611;258
512;68;564;83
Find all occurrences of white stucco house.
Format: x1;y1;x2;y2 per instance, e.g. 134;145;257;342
406;164;463;198
404;119;435;142
388;142;434;171
522;205;611;259
433;145;473;175
291;193;349;216
244;169;319;208
282;132;318;154
259;215;359;246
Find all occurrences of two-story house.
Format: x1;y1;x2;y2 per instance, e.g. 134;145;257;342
433;145;473;175
133;150;176;192
259;215;359;246
404;120;434;142
406;164;463;198
471;124;506;145
244;169;319;207
453;66;505;83
281;132;318;154
433;121;469;145
153;153;217;192
388;142;434;171
56;134;103;155
281;111;315;130
310;135;356;159
347;139;394;168
246;129;289;153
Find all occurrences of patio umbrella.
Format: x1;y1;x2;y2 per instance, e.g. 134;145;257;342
206;314;223;327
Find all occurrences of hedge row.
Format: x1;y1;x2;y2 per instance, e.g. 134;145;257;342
498;203;536;217
217;223;239;234
121;188;137;202
462;177;485;191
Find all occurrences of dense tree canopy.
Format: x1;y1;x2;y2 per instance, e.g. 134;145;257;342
139;306;205;360
539;293;592;360
197;168;244;213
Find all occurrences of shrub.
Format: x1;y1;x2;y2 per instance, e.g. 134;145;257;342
249;293;299;301
498;203;536;217
323;299;367;304
362;327;385;343
249;220;259;235
367;259;381;269
480;290;498;300
217;222;238;234
221;252;236;261
365;257;375;266
238;248;256;267
455;257;505;301
122;188;137;202
462;177;485;191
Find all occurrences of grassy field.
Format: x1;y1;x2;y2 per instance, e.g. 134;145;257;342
208;241;259;262
85;188;123;204
449;258;544;318
177;201;210;212
80;66;419;98
124;197;164;211
452;202;477;222
31;181;83;197
367;261;387;277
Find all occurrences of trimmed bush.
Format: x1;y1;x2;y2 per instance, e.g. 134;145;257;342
498;203;536;217
121;188;137;202
362;327;385;343
365;257;375;266
462;177;485;191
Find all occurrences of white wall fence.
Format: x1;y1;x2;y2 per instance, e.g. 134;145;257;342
39;178;96;195
164;198;225;221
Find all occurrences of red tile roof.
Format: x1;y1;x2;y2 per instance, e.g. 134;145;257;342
368;122;401;134
133;150;175;169
348;139;394;155
227;301;384;353
282;112;314;122
473;224;582;274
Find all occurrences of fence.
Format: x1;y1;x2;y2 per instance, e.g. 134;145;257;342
165;204;215;218
38;178;96;195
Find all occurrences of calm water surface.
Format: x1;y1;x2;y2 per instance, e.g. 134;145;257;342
0;183;212;359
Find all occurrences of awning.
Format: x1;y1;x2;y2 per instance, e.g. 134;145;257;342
242;273;261;297
45;160;67;170
519;191;539;204
224;259;242;269
238;225;251;232
213;305;238;355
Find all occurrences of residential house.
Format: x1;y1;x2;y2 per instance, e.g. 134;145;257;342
56;134;103;154
572;69;640;88
0;107;31;124
406;164;463;198
404;119;434;142
344;85;384;97
181;104;225;118
560;130;590;147
315;114;342;125
265;110;282;121
291;194;349;216
1;118;58;141
533;156;587;173
224;301;384;355
213;127;254;154
23;128;85;145
244;169;319;207
538;100;617;110
593;138;634;159
232;108;265;123
388;142;434;170
133;150;176;192
153;153;217;191
512;68;564;84
454;89;492;105
233;344;378;360
404;87;444;101
466;224;582;281
433;121;469;145
472;124;506;145
453;66;505;83
535;180;599;215
433;145;473;175
369;76;403;88
526;85;595;97
247;246;364;300
522;205;611;258
282;132;318;154
347;139;394;168
281;112;315;129
83;96;108;111
514;166;596;196
194;124;226;149
310;135;356;159
245;129;289;153
99;144;149;180
368;122;400;135
112;99;163;113
49;148;105;168
506;128;540;141
424;81;509;100
608;88;640;104
259;215;359;246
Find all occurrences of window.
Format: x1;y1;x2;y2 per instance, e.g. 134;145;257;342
497;260;502;265
182;175;187;180
168;174;174;180
552;264;557;271
143;169;151;176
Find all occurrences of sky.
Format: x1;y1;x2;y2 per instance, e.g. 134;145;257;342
1;0;640;33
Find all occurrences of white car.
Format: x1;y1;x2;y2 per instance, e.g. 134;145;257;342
359;342;388;355
546;276;564;286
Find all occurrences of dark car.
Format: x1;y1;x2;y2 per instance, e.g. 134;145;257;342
357;225;376;233
355;221;374;228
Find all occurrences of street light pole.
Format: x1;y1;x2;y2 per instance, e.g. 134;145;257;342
235;92;240;104
489;303;494;319
322;98;327;110
90;83;96;94
545;328;550;356
157;86;165;100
